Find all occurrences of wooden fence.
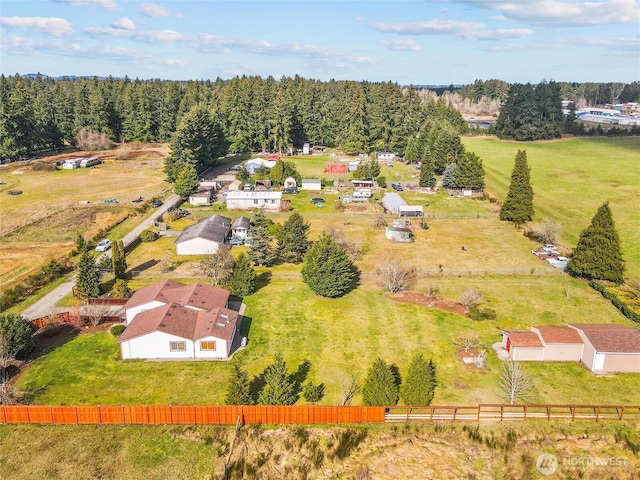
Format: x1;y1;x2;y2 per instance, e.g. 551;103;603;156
2;404;639;426
0;405;385;425
385;404;640;423
29;312;122;330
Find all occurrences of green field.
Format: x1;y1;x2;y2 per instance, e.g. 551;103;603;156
13;136;640;408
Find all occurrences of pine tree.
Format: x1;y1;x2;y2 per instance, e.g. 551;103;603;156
404;136;420;164
173;162;199;200
257;354;297;405
277;213;310;264
225;359;254;405
441;163;458;189
400;354;436;406
248;210;274;267
368;159;381;178
419;155;436;188
229;253;257;297
500;150;534;225
301;233;355;298
361;358;399;406
455;152;485;190
112;278;132;298
76;250;101;298
111;240;127;279
567;202;625;283
269;159;285;186
75;233;87;254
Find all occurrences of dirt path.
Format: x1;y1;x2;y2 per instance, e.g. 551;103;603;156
20;194;181;320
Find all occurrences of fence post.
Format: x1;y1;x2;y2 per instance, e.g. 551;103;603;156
571;405;575;422
477;404;480;422
596;406;600;422
75;406;79;425
619;406;624;420
50;406;54;425
122;405;126;425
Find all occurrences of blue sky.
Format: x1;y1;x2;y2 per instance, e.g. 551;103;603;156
1;0;638;84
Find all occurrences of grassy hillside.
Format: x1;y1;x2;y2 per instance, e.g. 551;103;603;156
1;422;639;480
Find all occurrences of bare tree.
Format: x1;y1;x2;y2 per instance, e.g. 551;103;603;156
193;245;234;286
455;333;480;353
339;374;361;406
82;302;112;327
499;360;534;404
375;258;418;293
371;213;387;228
0;335;12;370
425;284;440;297
159;252;174;273
525;219;561;245
326;225;362;261
460;290;482;309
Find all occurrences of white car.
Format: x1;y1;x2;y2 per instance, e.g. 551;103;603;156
95;239;112;252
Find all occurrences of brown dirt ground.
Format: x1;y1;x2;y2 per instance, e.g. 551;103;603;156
387;291;467;316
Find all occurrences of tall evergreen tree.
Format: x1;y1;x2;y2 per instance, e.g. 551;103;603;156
441;163;458;189
257;354;297;405
229;253;257;297
225;359;254;405
418;155;436;188
277;213;310;264
361;358;400;406
76;250;101;298
248;210;274;266
400;354;436;406
500;150;534;225
455;152;485;190
173;162;200;199
567;202;625;284
368;159;381;178
111;239;127;279
301;233;355;298
404;136;420;164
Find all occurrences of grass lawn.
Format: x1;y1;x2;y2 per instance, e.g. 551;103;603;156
464;136;640;279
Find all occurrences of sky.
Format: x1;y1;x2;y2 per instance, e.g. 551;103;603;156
1;0;639;84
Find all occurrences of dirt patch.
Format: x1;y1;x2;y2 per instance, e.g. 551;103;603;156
388;291;467;316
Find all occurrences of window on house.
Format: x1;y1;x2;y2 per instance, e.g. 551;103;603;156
254;199;258;204
200;340;216;350
169;341;186;352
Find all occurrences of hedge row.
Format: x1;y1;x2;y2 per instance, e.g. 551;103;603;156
589;281;640;324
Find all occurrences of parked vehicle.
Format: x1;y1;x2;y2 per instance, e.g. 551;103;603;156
151;200;163;208
310;197;324;203
228;237;244;246
283;187;298;194
391;183;403;191
95;239;112;252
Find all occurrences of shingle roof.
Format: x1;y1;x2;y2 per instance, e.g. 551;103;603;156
569;324;640;353
175;214;230;245
534;326;583;344
118;303;238;343
504;330;543;348
231;216;250;229
124;280;229;312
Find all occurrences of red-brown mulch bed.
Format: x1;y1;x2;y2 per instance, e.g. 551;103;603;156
387;291;467;316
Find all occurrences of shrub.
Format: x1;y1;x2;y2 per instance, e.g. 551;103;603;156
589;281;640;324
0;313;35;360
139;229;159;242
468;307;497;321
302;382;325;403
110;324;126;337
376;175;387;188
460;290;482;309
31;161;56;172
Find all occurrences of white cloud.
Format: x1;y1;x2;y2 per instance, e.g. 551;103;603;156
379;38;422;51
571;35;640;52
84;26;132;38
84;26;184;43
372;19;484;35
111;17;135;31
0;16;74;37
139;2;183;18
1;35;82;56
459;0;640;26
462;28;533;40
54;0;117;10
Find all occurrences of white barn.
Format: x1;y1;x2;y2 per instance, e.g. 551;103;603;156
300;179;322;191
175;214;231;255
226;191;282;212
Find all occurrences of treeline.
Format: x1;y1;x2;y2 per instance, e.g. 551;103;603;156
0;74;466;160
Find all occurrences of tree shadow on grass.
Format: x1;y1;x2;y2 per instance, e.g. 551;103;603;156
390;363;402;392
248;371;266;404
290;359;312;400
346;265;362;295
254;270;272;293
127;259;159;277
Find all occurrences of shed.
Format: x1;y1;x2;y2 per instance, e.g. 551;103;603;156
301;179;322;191
351;180;374;189
381;193;407;215
189;189;215;206
531;326;584;362
569;324;640;373
254;179;272;190
398;205;424;217
501;330;544;361
284;177;297;189
231;216;250;239
385;219;413;242
228;179;243;191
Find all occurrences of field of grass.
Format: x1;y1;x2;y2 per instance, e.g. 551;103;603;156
463;136;640;279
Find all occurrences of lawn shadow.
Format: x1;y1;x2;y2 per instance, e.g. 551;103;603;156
389;363;402;391
254;270;272;292
290;359;312;400
347;265;362;294
249;371;266;404
127;259;159;277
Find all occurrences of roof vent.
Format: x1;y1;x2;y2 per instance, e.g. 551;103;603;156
219;313;229;319
216;322;226;328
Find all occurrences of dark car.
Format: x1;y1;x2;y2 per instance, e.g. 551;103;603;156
151;200;163;208
228;237;244;246
283;187;298;194
310;197;324;203
391;183;403;191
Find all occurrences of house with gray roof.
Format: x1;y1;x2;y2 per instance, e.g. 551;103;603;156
231;216;250;239
175;214;231;255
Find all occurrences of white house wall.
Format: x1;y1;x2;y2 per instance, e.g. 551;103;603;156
120;331;195;360
603;353;640;373
512;346;544;361
176;238;221;255
194;335;232;359
227;198;280;211
126;300;165;324
541;343;583;362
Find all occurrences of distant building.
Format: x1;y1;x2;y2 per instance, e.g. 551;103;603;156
175;214;231;255
226;191;282;212
300;179;322;191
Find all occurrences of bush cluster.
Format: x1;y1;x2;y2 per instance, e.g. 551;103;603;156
589;281;640;324
139;229;159;242
468;307;497;321
110;324;126;337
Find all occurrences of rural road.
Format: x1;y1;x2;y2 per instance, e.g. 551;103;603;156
21;194;181;320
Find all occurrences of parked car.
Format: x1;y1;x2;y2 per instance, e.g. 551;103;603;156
228;237;244;246
386;162;394;167
95;239;112;252
391;183;403;191
283;187;298;194
151;200;163;208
